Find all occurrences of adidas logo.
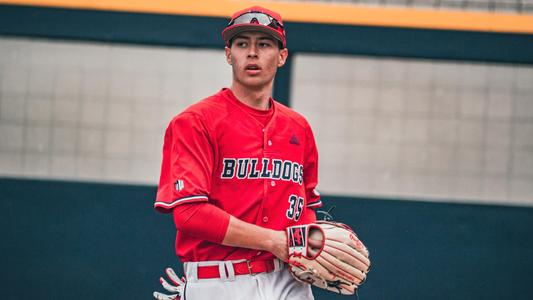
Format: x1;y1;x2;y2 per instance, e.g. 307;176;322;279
289;134;300;145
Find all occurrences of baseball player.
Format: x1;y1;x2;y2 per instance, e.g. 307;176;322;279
153;6;322;300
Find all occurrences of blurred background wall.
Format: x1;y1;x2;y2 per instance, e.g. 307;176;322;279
1;1;533;299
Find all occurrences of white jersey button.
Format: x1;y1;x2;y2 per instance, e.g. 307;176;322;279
271;181;276;187
262;216;268;223
267;140;272;146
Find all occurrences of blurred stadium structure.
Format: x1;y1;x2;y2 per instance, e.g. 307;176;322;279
1;1;533;300
292;0;533;13
2;0;532;205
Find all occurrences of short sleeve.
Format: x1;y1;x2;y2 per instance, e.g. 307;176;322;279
154;112;214;213
303;122;322;209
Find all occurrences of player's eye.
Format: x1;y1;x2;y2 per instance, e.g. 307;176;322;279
258;42;273;48
236;41;248;48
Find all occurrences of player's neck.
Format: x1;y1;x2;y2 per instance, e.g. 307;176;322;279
230;82;272;111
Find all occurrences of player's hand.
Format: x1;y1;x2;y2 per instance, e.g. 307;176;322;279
153;268;186;300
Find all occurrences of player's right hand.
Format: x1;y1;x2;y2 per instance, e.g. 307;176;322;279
153;268;186;300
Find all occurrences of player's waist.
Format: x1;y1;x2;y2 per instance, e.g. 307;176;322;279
183;258;284;281
177;242;279;262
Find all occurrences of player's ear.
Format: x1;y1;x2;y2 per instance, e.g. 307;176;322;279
277;48;288;67
225;47;232;65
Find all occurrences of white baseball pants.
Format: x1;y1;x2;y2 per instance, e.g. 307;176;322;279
182;260;314;300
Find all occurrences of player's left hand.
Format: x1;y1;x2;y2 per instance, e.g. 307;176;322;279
153;267;186;300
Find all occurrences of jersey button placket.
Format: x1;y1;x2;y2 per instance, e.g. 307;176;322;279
262;128;272;226
261;207;269;223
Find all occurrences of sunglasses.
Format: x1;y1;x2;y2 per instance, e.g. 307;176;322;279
227;12;284;30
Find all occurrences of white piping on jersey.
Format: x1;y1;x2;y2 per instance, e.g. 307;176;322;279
154;195;208;209
306;200;322;208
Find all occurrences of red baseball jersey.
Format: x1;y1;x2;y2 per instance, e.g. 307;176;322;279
155;88;321;262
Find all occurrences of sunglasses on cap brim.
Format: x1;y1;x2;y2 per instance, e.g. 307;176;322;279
227;12;284;30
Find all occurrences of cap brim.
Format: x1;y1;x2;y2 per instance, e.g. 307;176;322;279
222;24;284;46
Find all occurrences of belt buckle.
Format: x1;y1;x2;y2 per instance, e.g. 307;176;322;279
246;260;256;276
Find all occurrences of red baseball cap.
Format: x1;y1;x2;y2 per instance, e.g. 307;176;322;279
222;6;286;48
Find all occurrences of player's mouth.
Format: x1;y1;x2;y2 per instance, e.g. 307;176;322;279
245;64;261;75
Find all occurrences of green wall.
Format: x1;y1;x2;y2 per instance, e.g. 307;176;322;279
1;178;532;299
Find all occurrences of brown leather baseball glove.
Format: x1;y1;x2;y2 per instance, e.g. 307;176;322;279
286;221;371;295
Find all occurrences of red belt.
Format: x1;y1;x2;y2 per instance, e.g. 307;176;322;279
197;260;276;279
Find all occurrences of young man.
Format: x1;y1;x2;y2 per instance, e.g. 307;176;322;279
153;6;321;299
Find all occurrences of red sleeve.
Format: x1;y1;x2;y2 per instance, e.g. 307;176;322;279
172;203;230;244
154;112;214;213
304;121;322;209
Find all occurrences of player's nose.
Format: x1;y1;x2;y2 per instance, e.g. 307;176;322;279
247;43;258;58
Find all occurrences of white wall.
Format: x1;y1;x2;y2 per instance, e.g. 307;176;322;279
1;37;532;206
0;37;230;184
292;54;533;206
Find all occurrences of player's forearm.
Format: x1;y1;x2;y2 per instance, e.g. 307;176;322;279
173;203;287;260
222;215;288;261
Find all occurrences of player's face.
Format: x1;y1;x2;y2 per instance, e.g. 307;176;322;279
225;32;288;90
